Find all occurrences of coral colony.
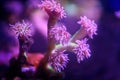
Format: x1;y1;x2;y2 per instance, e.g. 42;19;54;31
10;0;97;77
39;0;97;72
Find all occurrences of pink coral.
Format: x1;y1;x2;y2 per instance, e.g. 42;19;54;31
49;25;71;45
39;0;66;19
10;20;32;38
73;38;91;63
48;50;69;72
77;16;97;38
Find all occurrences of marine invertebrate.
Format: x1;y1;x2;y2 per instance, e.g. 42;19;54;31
46;16;97;72
10;20;32;38
49;25;71;45
9;0;98;74
38;0;98;72
77;16;97;38
49;50;69;72
73;38;91;63
39;0;66;19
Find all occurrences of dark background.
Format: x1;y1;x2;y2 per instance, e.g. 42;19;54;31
0;0;120;80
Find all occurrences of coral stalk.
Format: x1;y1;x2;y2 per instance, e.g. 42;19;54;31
70;27;87;43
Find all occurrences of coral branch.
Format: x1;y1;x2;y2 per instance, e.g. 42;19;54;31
54;43;77;53
70;27;87;43
47;19;57;54
77;16;97;38
70;16;97;42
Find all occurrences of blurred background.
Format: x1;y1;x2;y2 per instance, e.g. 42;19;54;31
0;0;120;80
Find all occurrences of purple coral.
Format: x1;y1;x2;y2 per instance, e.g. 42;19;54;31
73;38;91;63
10;20;32;38
77;16;97;38
49;25;71;45
39;0;66;19
48;50;69;72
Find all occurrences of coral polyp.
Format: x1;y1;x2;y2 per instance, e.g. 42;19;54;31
39;0;66;19
10;20;32;38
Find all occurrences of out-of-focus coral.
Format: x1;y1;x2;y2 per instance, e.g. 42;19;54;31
115;10;120;18
27;53;44;68
10;20;32;38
